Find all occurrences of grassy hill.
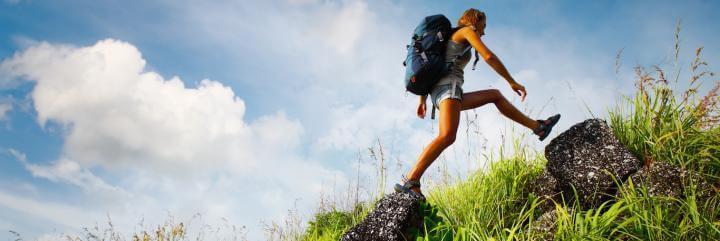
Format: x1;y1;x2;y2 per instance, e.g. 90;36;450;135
298;49;720;241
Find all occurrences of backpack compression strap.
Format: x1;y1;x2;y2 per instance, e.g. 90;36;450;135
472;50;480;70
431;103;436;119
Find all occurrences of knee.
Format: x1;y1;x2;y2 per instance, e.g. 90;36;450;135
488;89;504;102
436;132;457;146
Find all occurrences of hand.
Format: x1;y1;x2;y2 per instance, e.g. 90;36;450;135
510;82;527;102
417;101;427;119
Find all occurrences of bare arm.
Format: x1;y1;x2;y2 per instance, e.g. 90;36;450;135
459;27;527;101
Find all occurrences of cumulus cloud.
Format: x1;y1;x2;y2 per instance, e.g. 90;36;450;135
0;39;346;239
1;39;291;176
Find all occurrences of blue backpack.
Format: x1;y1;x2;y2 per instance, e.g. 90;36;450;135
403;15;453;96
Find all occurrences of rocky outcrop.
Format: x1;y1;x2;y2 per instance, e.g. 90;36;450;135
623;161;716;199
525;118;720;238
545;119;642;209
341;192;423;241
529;169;562;213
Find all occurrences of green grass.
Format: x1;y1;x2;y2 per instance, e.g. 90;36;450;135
300;204;371;241
298;47;720;241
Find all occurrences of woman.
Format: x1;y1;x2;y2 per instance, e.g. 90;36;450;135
395;8;561;198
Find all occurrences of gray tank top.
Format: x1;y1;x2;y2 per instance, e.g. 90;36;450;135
435;40;472;87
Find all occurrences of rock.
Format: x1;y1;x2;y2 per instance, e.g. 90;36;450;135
341;192;423;241
531;210;557;241
624;161;716;199
545;119;642;209
529;169;562;213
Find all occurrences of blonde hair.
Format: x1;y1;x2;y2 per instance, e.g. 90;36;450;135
457;8;486;29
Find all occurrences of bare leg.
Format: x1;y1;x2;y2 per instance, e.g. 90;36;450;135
461;89;540;130
406;98;462;193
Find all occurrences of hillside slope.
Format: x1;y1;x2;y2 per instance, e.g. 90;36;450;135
299;50;720;241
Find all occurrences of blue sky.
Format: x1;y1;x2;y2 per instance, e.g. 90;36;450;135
1;0;719;240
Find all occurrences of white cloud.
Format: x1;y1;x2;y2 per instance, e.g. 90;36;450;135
24;158;131;200
0;190;98;228
315;1;370;54
1;39;272;176
316;103;413;151
0;39;346;239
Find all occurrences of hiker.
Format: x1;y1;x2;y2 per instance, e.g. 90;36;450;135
396;8;561;198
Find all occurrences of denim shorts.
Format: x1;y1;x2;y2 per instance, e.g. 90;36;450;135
430;82;463;108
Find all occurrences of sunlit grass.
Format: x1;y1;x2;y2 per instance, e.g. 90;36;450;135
297;38;719;241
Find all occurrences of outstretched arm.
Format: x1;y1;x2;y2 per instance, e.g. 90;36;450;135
460;27;527;101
